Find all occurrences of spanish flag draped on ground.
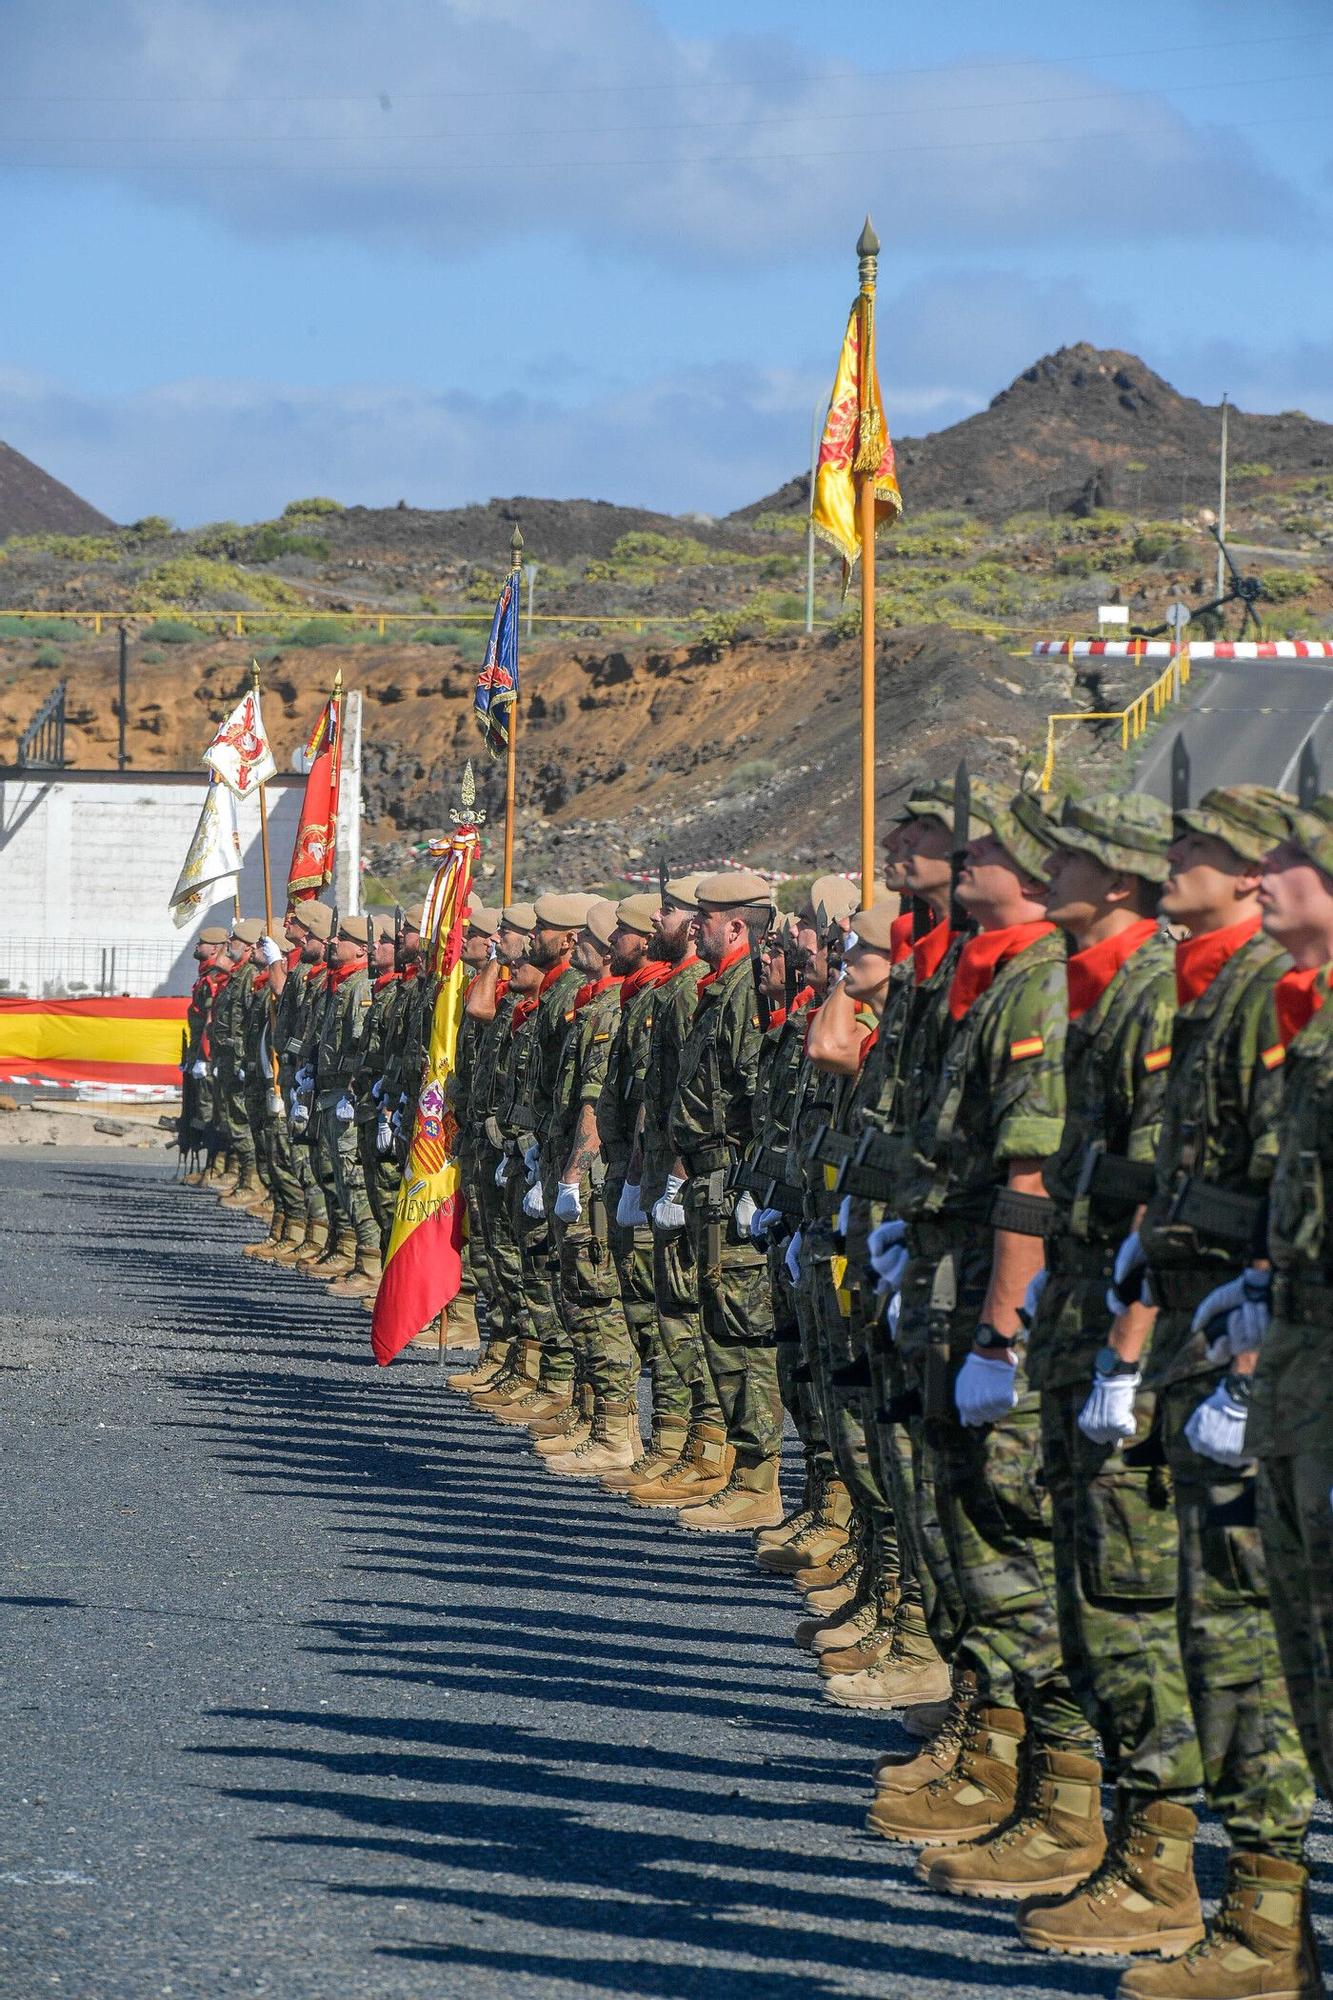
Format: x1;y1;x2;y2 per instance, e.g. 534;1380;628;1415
812;298;903;581
370;824;478;1366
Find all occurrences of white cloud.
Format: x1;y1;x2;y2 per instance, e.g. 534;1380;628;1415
0;0;1312;267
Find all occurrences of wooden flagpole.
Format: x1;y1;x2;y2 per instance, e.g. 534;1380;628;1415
855;218;880;910
502;525;523;908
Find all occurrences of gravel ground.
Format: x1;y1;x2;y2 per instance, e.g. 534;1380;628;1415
0;1151;1328;2000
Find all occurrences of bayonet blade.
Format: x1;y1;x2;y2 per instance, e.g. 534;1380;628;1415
1170;734;1191;814
1297;735;1321;809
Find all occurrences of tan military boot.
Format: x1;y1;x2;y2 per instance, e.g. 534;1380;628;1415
447;1342;511;1391
326;1247;383;1298
922;1747;1107;1900
244;1214;293;1261
471;1340;542;1408
1019;1799;1204;1959
534;1387;594;1457
276;1216;322;1265
818;1619;900;1677
873;1675;975;1792
865;1701;1023;1844
1115;1854;1321;2000
627;1423;734;1507
823;1642;952;1712
796;1580;881;1654
601;1418;691;1493
677;1457;784;1532
755;1472;821;1556
796;1538;862;1595
444;1288;480;1353
311;1224;357;1279
802;1546;863;1614
294;1222;337;1273
545;1400;640;1479
756;1479;852;1573
488;1382;569;1427
219;1175;261;1210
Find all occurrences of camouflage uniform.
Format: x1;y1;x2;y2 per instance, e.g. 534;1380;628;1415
472;990;532;1356
1254;953;1333;1799
212;954;258;1184
286;962;330;1230
642;955;720;1429
355;969;407;1248
668;949;780;1473
450;999;498;1342
1138;790;1313;1862
313;958;379;1254
896;787;1091;1750
496;982;569;1385
183;954;228;1161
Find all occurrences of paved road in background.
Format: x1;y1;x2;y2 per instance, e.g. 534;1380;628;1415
1136;659;1333;798
1;1151;1329;2000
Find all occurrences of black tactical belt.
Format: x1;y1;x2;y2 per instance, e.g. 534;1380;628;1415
1167;1176;1267;1254
988;1187;1058;1237
749;1144;792;1187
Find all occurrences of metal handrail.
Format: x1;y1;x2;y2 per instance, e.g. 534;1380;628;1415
16;680;67;768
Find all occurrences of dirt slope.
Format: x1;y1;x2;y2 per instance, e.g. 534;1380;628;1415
0;441;114;539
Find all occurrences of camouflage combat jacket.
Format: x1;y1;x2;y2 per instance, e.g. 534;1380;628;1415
640;955;706;1206
745;997;813;1222
353;970;405;1126
596;969;665;1185
211;959;256;1086
549;976;622;1198
314;962;373;1113
668;952;763;1193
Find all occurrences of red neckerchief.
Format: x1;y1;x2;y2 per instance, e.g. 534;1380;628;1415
253;969;271;993
1175;914;1260;1007
285;945;301;971
511;992;540;1028
1066;918;1159;1022
948;921;1055;1020
538;956;571;997
890;911;915;965
858;1026;879;1067
305;964;327;993
767;981;815;1032
401;961;420;981
695;943;750;998
573;972;621;1012
1275;963;1332;1047
620;957;675;1007
374;969;401;993
325;955;368;993
913;918;952;986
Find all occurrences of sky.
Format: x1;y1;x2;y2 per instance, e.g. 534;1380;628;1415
0;0;1330;525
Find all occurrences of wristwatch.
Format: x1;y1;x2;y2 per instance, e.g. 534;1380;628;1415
1094;1346;1140;1379
974;1322;1018;1352
1223;1372;1253;1405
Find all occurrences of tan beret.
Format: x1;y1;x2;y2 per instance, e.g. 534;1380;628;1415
808;874;860;930
662;873;704;911
231;918;264;946
403;901;426;931
501;903;537;934
290;899;334;941
696;869;772;913
847;903;902;953
615;892;658;937
467;903;500;938
582;898;619;948
338;914;371;945
534;891;595;930
199;925;229;946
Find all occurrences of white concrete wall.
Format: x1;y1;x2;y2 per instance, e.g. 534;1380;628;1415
0;701;362;998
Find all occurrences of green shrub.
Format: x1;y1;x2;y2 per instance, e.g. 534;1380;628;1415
131;556;300;611
188;521;246;558
142;618;203;644
723;758;777;794
1231;463;1274;481
139;645;165;664
128;514;174;539
249;524;330;563
0;615;71;641
695;612;745;658
1260;567;1320;603
749;511;806;537
277;617;351;648
282;495;344;518
33;642;63;668
2;531;120;561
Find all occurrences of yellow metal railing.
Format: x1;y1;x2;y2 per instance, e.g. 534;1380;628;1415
1041;646;1191;792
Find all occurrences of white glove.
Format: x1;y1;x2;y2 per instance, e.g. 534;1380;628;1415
784;1229;803;1285
955;1353;1019;1427
651;1174;687;1234
842;929;859;951
836;1195;851;1239
257;935;284;966
886;1291;901;1340
236;1064;246;1083
749;1205;781;1246
868;1217;909;1293
732;1190;757;1241
375;1110;395;1157
290;1100;309;1135
190;1059;208;1078
522;1181;545;1219
1184;1379;1251;1467
1019;1268;1048;1328
616;1181;648;1227
523;1141;540;1177
494;1156;511;1187
335;1093;355;1123
554;1183;582;1223
1078;1367;1142;1445
294;1065;313;1092
1192;1268;1271;1363
371;1077;386;1103
1106;1229;1149;1316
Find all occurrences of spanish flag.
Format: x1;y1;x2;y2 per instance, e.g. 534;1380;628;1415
370;826;478;1366
812;300;902;578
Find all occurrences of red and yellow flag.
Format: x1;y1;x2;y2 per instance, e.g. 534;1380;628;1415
812;300;902;577
288;684;343;899
370;826;478;1366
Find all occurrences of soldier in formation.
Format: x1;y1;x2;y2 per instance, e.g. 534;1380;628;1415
188;811;1330;1998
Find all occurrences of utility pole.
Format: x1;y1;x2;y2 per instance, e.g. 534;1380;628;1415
116;624;128;770
1217;391;1230;602
805;395;822;635
523;561;538;642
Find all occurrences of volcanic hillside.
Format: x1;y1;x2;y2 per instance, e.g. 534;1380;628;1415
0;440;113;540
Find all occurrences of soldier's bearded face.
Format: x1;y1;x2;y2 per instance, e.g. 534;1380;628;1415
608;927;646;976
696;908;739;968
573;932;605;976
649;907;692;963
526;926;569;970
497;925;529;966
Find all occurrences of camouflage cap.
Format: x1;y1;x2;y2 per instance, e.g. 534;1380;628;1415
695;870;773;913
904;777;990;841
1042;790;1173;884
1282;795;1333;879
533;891;597;930
231;918;264;946
500;902;537;934
614;892;658;937
198;925;229;946
975;782;1060;880
583;897;619;948
807;873;859;931
1175;785;1295;865
847;901;902;952
662;873;703;911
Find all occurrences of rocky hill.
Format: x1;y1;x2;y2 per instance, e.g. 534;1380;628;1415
0;441;113;540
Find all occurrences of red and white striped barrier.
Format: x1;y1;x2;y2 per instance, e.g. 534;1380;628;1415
1032;640;1333;662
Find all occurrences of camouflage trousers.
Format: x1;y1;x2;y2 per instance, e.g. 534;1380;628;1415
552;1194;638;1404
218;1070;256;1176
315;1107;379;1252
507;1170;573;1385
930;1358;1096;1753
650;1225;723;1430
472;1150;528;1348
771;1242;834;1492
1161;1377;1314;1860
356;1118;401;1252
254;1097;306;1223
686;1197;781;1470
607;1182;690;1425
1257;1443;1333;1800
1042;1382;1202;1801
806;1229;893;1529
870;1340;937;1641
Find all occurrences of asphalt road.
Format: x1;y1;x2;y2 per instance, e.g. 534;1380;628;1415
1136;658;1333;798
0;1151;1328;2000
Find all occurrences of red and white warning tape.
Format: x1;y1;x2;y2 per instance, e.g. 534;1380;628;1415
1031;639;1333;661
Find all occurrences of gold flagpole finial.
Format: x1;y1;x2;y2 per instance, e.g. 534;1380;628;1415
250;656;261;691
451;758;486;828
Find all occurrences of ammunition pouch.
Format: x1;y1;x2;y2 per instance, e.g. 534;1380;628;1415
987;1186;1057;1237
1077;1143;1157;1211
682;1142;734;1178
